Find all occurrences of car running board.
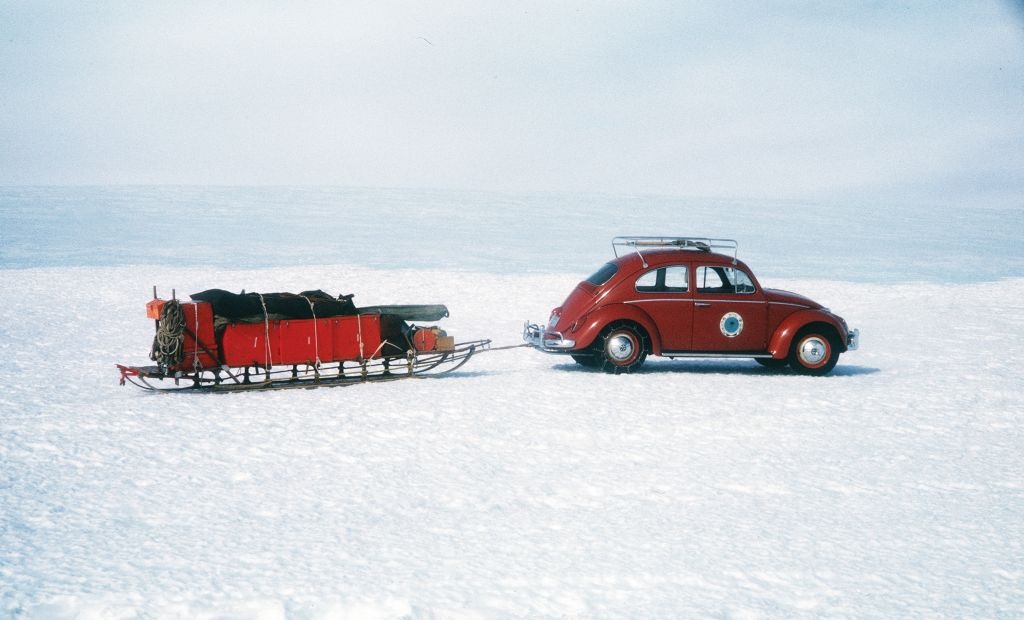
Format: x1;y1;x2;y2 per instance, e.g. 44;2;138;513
662;351;774;359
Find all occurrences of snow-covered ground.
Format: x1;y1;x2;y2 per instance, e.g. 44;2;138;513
2;259;1023;617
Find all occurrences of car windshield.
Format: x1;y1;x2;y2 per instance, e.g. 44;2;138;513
585;262;618;286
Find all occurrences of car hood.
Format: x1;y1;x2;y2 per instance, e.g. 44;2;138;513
764;288;821;309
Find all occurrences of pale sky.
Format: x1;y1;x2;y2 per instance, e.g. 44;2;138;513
1;1;1022;204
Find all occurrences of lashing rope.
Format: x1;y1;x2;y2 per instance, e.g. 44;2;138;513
257;293;273;373
356;313;365;361
192;300;201;372
301;295;322;369
367;339;390;359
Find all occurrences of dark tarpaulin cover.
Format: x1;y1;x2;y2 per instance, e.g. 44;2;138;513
190;289;357;320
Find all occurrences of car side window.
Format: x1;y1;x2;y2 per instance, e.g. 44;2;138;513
586;262;619;286
635;266;688;293
664;266;688;292
636;270;659;292
727;268;756;293
697;266;755;294
696;266;724;291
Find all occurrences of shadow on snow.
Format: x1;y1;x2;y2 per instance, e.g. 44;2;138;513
552;359;880;377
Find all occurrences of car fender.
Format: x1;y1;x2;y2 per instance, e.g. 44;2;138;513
768;309;848;358
570;303;663;354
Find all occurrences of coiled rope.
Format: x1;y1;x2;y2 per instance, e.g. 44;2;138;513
150;299;185;367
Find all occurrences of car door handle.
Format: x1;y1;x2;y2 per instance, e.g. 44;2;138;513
695;302;712;307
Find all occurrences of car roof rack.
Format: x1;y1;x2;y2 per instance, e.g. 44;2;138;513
612;237;738;266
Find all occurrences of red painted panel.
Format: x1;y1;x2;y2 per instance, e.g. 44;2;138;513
278;319;333;366
331;315;383;360
220;321;281;368
177;301;219;369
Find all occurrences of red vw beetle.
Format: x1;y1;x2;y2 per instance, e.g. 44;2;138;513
524;237;859;375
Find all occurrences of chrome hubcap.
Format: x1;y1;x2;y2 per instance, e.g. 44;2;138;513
607;333;636;362
799;336;828;365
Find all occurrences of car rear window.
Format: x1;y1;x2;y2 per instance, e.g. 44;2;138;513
585;262;619;286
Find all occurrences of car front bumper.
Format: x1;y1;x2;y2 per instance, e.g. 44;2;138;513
847;328;860;351
523;322;577;352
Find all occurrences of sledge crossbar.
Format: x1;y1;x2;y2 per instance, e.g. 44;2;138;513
612;237;738;262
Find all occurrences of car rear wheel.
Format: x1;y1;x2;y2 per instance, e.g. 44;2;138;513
788;329;839;375
598;323;648;374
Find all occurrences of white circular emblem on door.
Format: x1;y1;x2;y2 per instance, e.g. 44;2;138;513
720;312;743;338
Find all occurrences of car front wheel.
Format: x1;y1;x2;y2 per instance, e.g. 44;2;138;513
788;329;839;375
598;323;648;374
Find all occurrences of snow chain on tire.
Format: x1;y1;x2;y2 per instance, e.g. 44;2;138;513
150;299;185;367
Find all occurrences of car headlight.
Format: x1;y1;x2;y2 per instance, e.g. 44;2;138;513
548;313;560;329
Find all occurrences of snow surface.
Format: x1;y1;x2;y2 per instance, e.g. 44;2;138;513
2;259;1023;617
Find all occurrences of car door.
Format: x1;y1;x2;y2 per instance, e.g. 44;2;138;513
625;265;693;351
690;265;768;352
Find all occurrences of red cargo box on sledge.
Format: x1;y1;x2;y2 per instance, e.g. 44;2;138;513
219;315;386;368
